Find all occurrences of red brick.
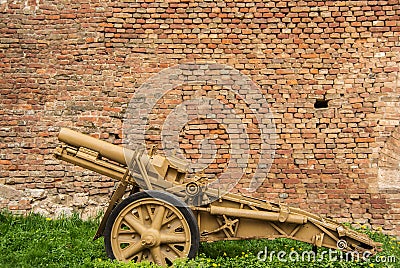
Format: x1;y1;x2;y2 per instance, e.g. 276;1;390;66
0;0;398;236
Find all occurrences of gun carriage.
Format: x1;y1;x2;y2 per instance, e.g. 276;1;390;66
54;128;381;266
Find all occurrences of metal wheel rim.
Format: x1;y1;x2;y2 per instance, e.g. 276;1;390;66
110;198;192;265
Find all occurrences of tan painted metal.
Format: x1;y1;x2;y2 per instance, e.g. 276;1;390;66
209;205;307;225
109;198;192;264
54;128;382;265
58;128;132;166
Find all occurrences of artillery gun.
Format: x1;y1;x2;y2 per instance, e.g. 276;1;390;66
54;128;381;266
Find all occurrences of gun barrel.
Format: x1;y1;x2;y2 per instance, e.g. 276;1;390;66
58;128;131;166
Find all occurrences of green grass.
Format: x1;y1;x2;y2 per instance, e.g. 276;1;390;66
0;211;398;268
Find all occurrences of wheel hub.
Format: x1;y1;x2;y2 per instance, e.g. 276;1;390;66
141;230;160;248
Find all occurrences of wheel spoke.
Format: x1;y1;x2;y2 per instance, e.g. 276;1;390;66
124;213;146;235
122;242;144;260
145;204;153;221
150;246;165;266
136;251;143;262
168;244;183;256
164;246;181;260
152;205;166;230
137;206;145;224
168;220;183;231
117;233;138;243
162;214;178;226
118;229;135;234
160;233;187;244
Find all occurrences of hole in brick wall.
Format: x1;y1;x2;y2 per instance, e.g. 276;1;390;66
314;99;329;109
108;133;121;142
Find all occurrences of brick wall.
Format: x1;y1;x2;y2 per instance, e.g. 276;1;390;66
1;0;400;235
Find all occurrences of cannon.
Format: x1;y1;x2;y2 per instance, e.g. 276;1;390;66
54;128;381;265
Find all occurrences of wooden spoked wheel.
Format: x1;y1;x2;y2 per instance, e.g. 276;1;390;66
104;190;200;266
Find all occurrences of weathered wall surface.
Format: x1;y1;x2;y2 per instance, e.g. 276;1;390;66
1;0;400;234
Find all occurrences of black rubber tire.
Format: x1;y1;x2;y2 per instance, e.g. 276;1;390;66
104;190;200;262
